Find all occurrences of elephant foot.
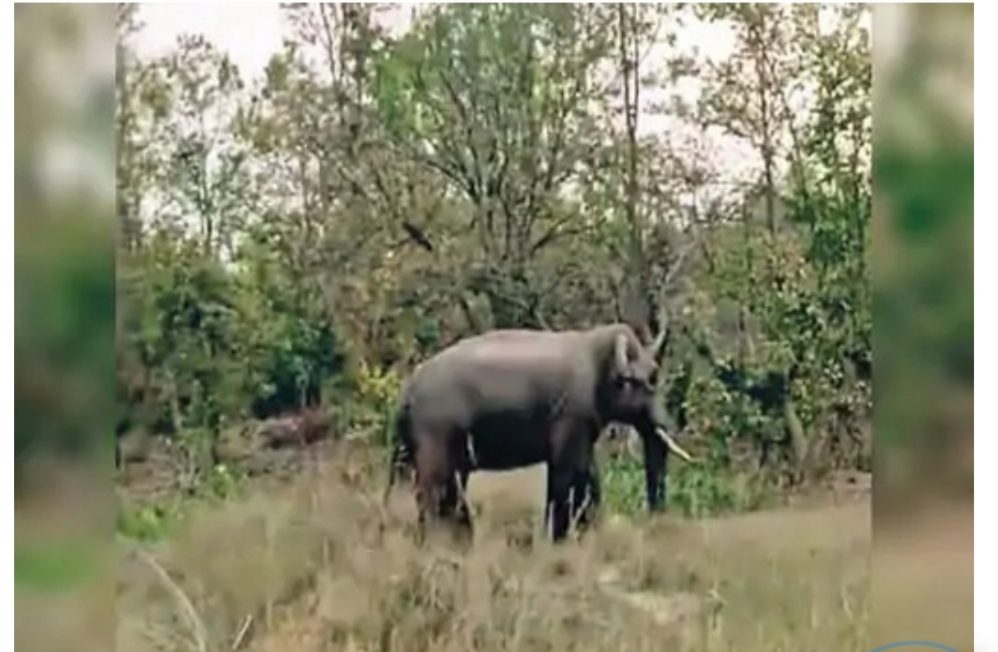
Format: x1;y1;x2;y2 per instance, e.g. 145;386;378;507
546;470;602;542
545;500;570;542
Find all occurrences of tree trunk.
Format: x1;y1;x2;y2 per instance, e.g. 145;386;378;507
783;393;808;483
617;3;655;345
749;13;777;235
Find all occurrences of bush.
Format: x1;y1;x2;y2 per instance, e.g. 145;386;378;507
601;456;772;519
348;361;403;446
117;237;347;482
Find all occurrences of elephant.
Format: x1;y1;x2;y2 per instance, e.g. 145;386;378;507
383;323;692;541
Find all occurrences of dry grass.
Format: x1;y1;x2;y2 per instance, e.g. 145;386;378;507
116;445;870;652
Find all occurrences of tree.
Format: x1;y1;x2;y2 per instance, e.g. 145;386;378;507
374;4;619;327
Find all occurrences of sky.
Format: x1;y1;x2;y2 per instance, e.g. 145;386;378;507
134;3;286;75
133;4;742;75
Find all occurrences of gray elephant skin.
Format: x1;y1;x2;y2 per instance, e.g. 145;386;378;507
385;323;691;541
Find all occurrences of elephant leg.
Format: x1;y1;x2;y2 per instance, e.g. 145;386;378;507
414;428;474;542
572;460;602;531
441;464;473;535
547;420;594;541
641;431;668;513
546;466;574;542
414;431;455;530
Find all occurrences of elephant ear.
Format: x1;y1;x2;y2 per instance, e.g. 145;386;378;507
614;332;630;376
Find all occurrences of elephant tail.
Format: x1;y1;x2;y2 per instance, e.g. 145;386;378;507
382;405;413;506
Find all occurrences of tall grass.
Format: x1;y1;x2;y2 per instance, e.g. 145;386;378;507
117;445;869;652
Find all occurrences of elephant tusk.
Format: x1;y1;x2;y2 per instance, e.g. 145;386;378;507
466;435;479;468
656;427;694;463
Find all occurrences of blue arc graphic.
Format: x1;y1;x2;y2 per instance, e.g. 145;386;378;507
870;642;959;652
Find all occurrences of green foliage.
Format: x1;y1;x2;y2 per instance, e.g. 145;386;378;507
117;502;179;542
118;234;346;474
117;464;246;542
668;463;772;518
372;4;620;329
601;458;646;517
229;248;345;419
205;462;243;501
602;457;771;519
349;362;403;446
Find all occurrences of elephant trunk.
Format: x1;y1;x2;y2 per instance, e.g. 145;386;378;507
648;402;693;463
638;406;695;514
638;416;668;513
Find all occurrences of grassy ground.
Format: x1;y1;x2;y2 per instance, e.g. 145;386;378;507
115;441;870;652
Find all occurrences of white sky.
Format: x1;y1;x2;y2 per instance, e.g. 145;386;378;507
133;4;737;96
134;3;286;75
